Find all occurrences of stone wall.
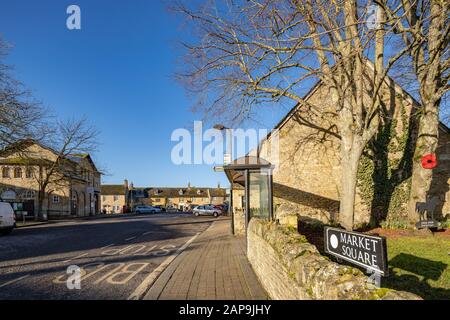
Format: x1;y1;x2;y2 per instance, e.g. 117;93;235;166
247;218;421;300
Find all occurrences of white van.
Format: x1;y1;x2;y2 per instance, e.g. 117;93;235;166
0;202;16;235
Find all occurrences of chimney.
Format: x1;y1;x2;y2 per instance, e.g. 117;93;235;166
188;182;191;189
124;179;129;190
217;182;221;189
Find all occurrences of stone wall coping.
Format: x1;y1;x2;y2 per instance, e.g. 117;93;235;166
248;218;422;300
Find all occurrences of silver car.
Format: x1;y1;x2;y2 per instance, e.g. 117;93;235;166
192;205;221;217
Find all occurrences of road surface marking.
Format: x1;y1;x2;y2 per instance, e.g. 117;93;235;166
127;232;200;300
125;236;136;241
106;263;149;285
100;243;115;250
142;231;170;236
119;244;147;255
63;253;88;263
0;274;30;288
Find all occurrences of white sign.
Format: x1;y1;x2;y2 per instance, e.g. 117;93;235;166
1;190;17;200
224;153;232;165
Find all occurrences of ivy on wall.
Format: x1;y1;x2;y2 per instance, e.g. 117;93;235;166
357;96;415;228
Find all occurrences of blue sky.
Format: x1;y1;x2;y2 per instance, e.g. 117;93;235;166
0;0;288;188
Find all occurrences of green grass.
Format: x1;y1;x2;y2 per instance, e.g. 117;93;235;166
383;236;450;300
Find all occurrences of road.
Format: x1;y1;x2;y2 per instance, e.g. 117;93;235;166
0;213;217;300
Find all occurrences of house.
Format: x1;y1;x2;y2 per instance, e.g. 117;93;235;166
101;182;127;214
227;71;450;233
0;140;101;219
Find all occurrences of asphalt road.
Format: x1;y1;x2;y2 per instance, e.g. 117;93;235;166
0;213;216;300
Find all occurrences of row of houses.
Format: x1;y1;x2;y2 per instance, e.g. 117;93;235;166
101;180;227;214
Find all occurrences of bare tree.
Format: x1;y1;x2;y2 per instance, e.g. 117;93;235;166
375;0;449;222
0;37;47;149
23;118;99;220
175;0;409;230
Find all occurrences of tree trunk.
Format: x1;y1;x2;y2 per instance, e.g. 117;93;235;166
408;100;440;223
36;190;46;221
339;137;364;230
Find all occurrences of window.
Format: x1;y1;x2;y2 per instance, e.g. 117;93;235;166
153;198;160;203
113;195;118;201
53;195;60;203
26;167;34;179
2;167;10;178
24;190;35;199
14;167;22;178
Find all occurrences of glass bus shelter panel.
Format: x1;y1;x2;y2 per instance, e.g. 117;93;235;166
249;170;270;220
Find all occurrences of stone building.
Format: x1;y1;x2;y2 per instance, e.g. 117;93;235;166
0;140;101;219
100;181;228;212
228;74;450;232
101;183;127;214
142;185;227;210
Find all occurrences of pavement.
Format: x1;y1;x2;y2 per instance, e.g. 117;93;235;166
143;219;268;300
0;213;267;300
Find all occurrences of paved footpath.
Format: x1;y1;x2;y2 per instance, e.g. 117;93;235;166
143;219;268;300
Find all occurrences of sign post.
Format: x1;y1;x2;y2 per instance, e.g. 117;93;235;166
22;211;28;225
324;227;388;276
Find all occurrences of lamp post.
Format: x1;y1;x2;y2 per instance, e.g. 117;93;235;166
129;182;134;213
213;124;232;165
213;124;234;234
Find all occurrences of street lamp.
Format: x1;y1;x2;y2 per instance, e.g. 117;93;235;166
213;124;234;234
213;124;232;165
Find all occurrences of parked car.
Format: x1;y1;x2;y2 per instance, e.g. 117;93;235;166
153;206;165;212
134;205;161;214
0;202;16;235
192;205;221;217
213;205;226;213
165;206;179;212
186;204;198;212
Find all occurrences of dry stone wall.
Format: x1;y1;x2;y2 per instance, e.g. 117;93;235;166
247;218;421;300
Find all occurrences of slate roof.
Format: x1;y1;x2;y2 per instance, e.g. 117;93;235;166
101;185;126;195
100;185;227;198
145;187;226;198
